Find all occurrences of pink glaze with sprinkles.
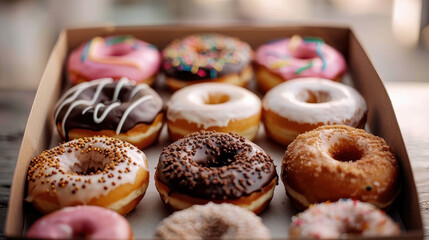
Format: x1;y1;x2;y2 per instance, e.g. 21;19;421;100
67;35;161;84
27;206;132;239
289;199;401;239
255;36;346;80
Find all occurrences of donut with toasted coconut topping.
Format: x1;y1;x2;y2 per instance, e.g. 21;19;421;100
155;131;278;214
26;136;150;215
282;125;400;210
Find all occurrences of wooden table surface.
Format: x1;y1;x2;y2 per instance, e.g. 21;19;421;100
0;83;428;238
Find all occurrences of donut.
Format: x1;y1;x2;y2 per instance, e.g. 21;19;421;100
54;77;163;149
262;78;367;146
282;125;401;210
67;35;161;85
289;199;401;238
155;202;270;240
162;33;253;91
27;206;133;239
155;131;278;214
255;35;346;92
26;136;150;215
166;83;261;141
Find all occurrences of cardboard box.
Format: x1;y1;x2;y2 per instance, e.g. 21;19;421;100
5;25;424;239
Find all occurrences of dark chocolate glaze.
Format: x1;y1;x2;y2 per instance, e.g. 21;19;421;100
162;34;252;81
55;78;163;140
156;131;277;200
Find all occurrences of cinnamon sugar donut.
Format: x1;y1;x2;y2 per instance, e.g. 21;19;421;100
155;131;277;214
289;199;400;239
26;136;150;215
282;125;400;210
263;78;367;146
155;203;270;240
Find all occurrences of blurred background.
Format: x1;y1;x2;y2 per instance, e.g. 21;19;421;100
0;0;428;90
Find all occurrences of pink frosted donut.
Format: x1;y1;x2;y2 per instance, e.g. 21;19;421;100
27;206;133;239
289;199;401;239
255;35;346;92
67;35;161;85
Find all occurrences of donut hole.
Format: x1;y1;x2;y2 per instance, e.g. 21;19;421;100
201;219;229;239
291;48;319;60
297;90;331;104
70;152;114;176
106;45;133;56
204;93;230;105
329;140;363;162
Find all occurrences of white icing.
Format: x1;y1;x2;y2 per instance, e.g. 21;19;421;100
115;95;153;135
262;78;367;125
27;137;149;208
167;83;261;128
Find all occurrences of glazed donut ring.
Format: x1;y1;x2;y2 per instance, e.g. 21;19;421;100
162;33;253;91
55;77;164;149
26;136;150;215
166;83;261;141
27;206;133;239
67;35;161;85
263;78;367;146
155;131;278;214
282;125;400;210
155;203;270;240
289;199;400;238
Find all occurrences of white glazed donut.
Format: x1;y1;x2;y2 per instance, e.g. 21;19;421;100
262;78;367;145
289;199;401;239
166;83;261;141
26;136;150;215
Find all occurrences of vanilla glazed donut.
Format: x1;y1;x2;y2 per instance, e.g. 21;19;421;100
26;136;150;215
289;199;401;239
262;78;367;146
282;125;401;210
155;131;278;214
255;35;346;92
155;202;270;240
55;77;163;149
166;83;261;141
27;206;133;239
162;33;253;91
67;35;161;85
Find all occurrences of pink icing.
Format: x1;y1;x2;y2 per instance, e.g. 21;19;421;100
67;36;161;84
27;206;132;239
255;38;346;80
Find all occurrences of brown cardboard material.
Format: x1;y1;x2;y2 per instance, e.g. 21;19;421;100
5;25;424;239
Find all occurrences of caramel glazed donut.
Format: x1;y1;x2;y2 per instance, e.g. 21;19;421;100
162;33;253;91
26;136;150;215
156;203;270;240
166;83;261;141
155;131;278;214
54;77;163;149
282;125;401;210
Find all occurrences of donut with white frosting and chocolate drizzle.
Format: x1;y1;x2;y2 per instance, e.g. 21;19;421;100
54;77;163;149
155;131;278;214
26;136;150;215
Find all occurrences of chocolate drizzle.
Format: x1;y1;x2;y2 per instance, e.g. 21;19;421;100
157;131;277;200
55;78;163;140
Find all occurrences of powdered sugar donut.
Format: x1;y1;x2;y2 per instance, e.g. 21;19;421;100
255;35;346;92
27;206;133;239
156;203;270;240
289;199;401;239
26;136;150;215
166;83;261;141
263;78;367;146
68;35;161;85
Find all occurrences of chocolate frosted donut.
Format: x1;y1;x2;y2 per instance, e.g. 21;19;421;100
155;131;278;214
162;34;253;90
54;77;163;149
